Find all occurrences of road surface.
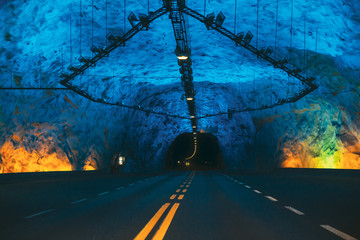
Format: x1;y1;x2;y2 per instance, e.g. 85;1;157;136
0;170;359;240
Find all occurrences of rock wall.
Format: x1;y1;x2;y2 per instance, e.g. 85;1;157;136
1;0;360;172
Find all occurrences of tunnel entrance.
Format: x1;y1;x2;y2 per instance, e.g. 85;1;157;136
165;132;223;170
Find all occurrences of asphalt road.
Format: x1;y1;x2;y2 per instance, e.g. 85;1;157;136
0;170;359;240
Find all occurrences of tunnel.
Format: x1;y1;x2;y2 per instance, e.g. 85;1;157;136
165;132;223;170
1;0;360;173
1;0;360;239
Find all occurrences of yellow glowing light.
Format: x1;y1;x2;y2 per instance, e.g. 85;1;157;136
118;156;125;166
83;156;98;171
190;116;195;119
281;139;360;169
192;126;196;128
0;125;99;173
0;138;73;173
186;97;194;101
177;56;188;60
185;143;197;160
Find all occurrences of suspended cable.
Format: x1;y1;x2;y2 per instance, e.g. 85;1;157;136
124;0;126;32
80;0;82;56
275;0;278;59
234;0;237;34
253;70;256;95
256;0;259;49
70;12;72;64
61;46;64;73
290;0;293;65
39;56;42;88
287;0;294;98
315;27;318;75
91;0;94;95
204;0;206;16
304;13;307;78
92;0;94;50
106;0;108;47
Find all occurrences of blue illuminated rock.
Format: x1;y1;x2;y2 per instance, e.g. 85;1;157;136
0;0;359;172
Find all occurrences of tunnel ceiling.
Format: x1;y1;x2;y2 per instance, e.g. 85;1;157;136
1;0;359;116
1;0;360;172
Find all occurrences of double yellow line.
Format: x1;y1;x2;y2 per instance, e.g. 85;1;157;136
134;171;195;240
134;203;179;240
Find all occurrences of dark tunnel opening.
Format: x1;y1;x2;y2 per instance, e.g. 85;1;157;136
165;132;223;170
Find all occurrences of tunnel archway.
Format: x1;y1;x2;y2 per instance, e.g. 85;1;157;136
165;132;223;170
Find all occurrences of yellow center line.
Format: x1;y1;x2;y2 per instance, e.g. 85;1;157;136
134;203;170;240
176;189;181;193
152;203;180;240
170;194;177;200
182;189;187;193
178;195;184;200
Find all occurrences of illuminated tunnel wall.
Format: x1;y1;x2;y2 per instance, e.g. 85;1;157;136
0;0;360;173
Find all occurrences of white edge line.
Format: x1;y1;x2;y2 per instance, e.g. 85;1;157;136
320;225;358;240
116;187;125;190
24;209;54;219
265;196;278;202
284;206;305;215
98;191;110;196
244;185;251;189
71;198;88;204
253;190;262;194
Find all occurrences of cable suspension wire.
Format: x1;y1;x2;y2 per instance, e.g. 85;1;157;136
124;0;126;32
286;0;294;98
273;0;279;105
204;0;206;16
315;27;318;75
304;13;307;78
61;46;64;73
92;0;94;54
80;0;82;56
60;2;317;120
290;0;293;65
106;0;108;47
0;88;69;90
39;55;42;88
69;12;72;64
234;0;237;34
256;0;259;50
275;0;278;59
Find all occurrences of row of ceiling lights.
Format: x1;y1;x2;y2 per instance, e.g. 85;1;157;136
168;0;198;150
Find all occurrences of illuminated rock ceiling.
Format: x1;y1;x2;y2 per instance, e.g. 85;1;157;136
0;0;359;172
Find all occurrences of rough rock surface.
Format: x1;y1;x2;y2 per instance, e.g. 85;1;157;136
0;0;359;172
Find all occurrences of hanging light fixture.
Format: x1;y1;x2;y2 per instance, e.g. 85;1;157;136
175;46;190;60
